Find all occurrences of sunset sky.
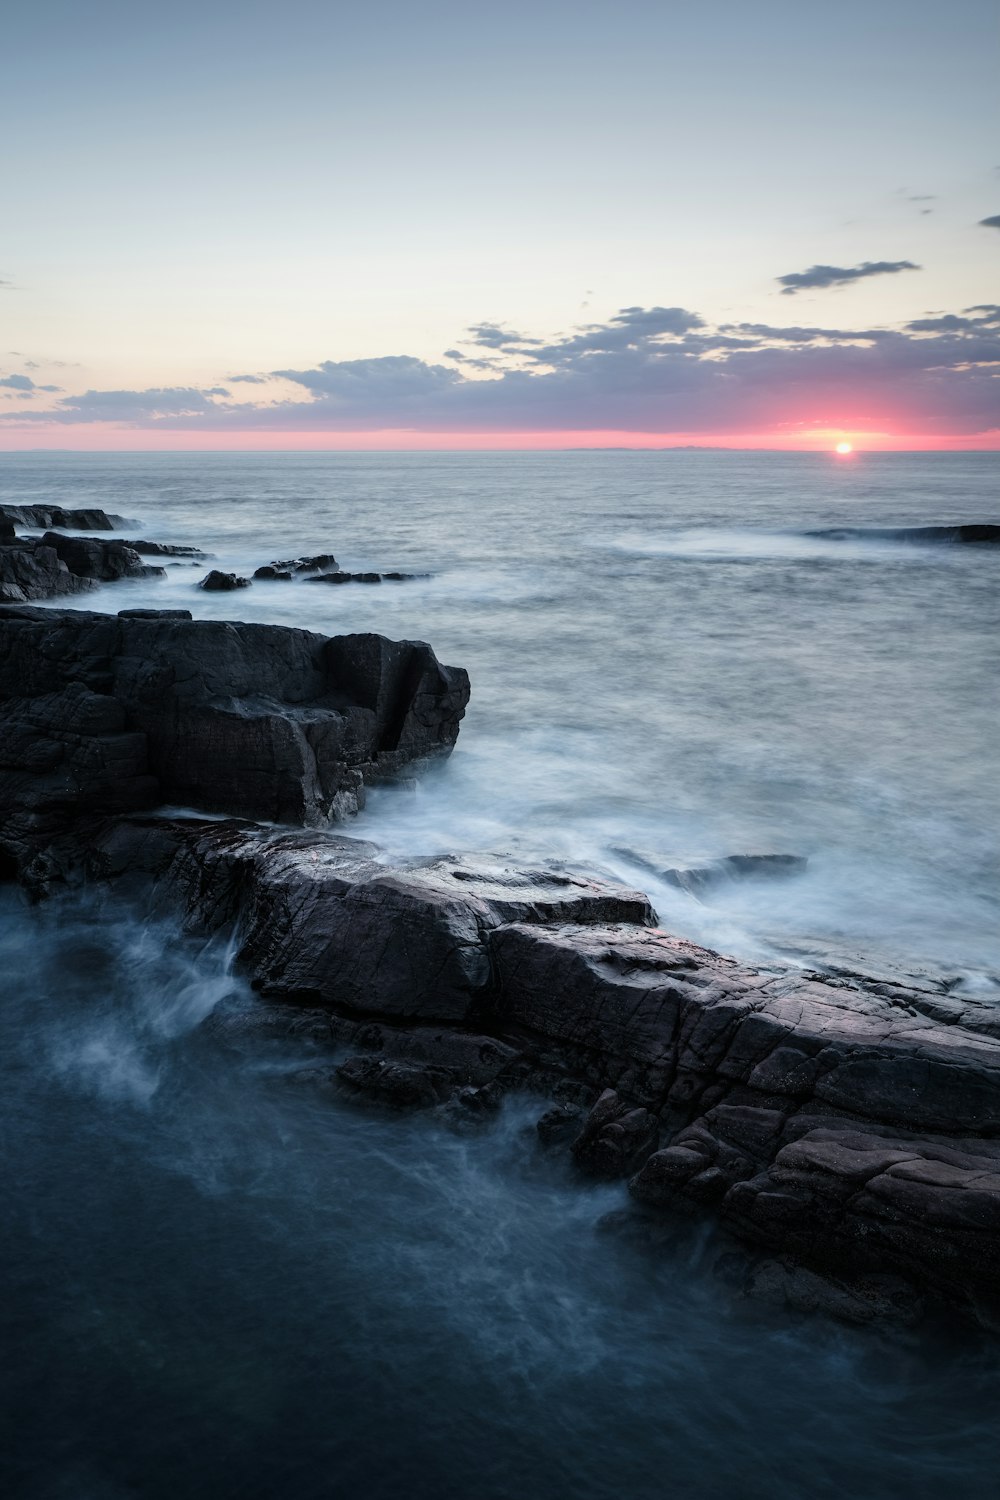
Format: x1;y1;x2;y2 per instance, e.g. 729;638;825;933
2;0;998;449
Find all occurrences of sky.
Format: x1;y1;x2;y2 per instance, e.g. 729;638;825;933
1;0;998;450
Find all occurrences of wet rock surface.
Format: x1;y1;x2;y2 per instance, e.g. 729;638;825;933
0;606;470;874
306;570;422;585
199;569;251;590
254;554;339;577
610;846;808;896
0;532;163;602
0;504;137;529
41;807;998;1324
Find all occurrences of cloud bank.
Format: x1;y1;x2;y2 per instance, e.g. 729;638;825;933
2;301;998;441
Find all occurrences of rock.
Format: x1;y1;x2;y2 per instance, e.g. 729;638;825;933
305;571;423;586
0;532;162;603
199;570;250;591
741;1257;925;1326
254;554;338;577
81;820;653;1022
38;532;165;583
335;1055;453;1108
0;607;471;874
307;571;384;585
120;540;210;558
610;846;807;897
571;1089;659;1176
536;1103;584;1148
0;504;137;530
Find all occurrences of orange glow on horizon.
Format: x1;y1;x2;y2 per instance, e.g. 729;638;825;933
0;427;997;454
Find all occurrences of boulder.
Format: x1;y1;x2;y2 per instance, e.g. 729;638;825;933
199;569;250;590
306;570;420;585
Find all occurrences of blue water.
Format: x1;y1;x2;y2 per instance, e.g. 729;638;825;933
1;451;999;1497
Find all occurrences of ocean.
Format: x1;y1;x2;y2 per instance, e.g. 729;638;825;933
1;450;998;1497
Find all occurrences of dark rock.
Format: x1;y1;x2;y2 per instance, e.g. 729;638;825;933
0;532;161;603
117;609;194;620
255;554;338;577
335;1055;453;1108
0;504;137;530
199;570;250;591
120;540;210;558
536;1102;584;1148
308;571;383;585
572;1089;659;1177
0;608;470;875
39;532;165;584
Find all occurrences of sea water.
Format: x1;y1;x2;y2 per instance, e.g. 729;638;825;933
1;451;998;1496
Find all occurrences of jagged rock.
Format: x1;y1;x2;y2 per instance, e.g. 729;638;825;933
0;532;161;603
610;846;807;896
571;1089;659;1176
121;540;210;558
0;504;137;530
38;532;165;584
0;608;470;876
254;554;338;577
199;569;250;590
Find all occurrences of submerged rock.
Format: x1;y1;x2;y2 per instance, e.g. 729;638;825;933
254;554;338;577
806;523;1000;546
611;846;807;896
306;570;421;585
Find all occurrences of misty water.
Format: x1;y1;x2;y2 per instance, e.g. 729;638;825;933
2;451;999;1496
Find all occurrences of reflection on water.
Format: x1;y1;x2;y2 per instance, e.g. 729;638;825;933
1;888;999;1500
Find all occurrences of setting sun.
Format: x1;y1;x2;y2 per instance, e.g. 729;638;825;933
835;441;853;455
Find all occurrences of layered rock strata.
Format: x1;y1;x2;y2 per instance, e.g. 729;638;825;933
0;606;470;874
62;812;1000;1325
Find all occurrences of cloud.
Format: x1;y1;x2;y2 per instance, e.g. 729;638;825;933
227;373;267;384
979;215;1000;230
777;261;920;295
2;302;998;438
0;374;35;390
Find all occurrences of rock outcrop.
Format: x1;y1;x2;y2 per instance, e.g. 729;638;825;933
0;504;136;530
0;606;470;874
0;533;163;603
64;810;1000;1323
3;599;998;1326
610;847;807;896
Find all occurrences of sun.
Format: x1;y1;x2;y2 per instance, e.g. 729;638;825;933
835;441;853;455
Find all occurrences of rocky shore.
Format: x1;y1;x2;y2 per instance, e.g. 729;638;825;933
1;600;998;1330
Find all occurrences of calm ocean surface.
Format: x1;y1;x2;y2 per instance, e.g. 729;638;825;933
1;451;999;1497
